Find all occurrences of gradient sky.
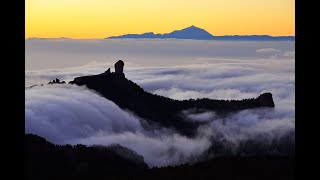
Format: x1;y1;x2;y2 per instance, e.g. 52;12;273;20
26;0;295;39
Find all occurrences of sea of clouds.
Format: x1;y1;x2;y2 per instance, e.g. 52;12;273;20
25;39;295;167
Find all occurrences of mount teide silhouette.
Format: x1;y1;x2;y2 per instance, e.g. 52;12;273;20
65;60;275;136
107;25;294;41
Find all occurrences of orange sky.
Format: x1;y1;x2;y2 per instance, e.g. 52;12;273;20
26;0;295;39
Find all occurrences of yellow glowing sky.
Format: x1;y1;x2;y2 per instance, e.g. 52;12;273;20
26;0;295;39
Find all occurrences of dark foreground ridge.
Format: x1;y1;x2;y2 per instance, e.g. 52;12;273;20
25;134;147;180
25;134;294;180
66;60;275;136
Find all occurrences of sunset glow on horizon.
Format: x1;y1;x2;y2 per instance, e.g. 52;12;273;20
26;0;295;39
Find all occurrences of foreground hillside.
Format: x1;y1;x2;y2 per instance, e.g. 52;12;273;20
25;134;294;180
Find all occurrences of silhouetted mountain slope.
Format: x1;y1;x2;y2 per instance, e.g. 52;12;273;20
25;134;147;180
25;134;294;180
213;35;295;41
138;156;294;180
161;25;214;40
107;25;294;41
68;61;275;136
108;25;214;40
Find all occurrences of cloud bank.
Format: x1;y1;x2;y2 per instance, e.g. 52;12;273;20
26;39;295;71
25;39;295;167
25;85;211;167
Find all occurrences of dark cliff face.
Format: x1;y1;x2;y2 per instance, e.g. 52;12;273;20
69;66;275;136
257;92;275;107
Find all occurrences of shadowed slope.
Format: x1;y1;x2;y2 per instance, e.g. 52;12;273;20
25;134;148;180
25;134;294;180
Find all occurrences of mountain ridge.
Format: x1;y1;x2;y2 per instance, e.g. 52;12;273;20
107;25;295;41
30;60;275;137
66;60;275;136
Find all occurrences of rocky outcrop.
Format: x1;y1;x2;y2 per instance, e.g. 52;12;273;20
257;92;275;107
48;78;66;85
105;68;111;74
115;60;124;73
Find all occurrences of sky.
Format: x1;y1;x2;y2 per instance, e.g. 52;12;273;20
26;0;295;39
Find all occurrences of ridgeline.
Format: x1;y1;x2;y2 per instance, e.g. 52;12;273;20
67;60;275;136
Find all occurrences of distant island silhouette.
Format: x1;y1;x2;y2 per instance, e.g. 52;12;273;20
107;25;295;41
42;60;276;137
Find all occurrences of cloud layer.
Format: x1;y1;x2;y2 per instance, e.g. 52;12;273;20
25;39;295;167
26;85;211;167
26;39;295;71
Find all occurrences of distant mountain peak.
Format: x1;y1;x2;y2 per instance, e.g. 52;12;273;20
179;25;205;31
107;26;295;41
108;25;214;40
187;25;199;29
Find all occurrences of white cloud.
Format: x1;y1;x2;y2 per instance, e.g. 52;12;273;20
283;51;295;58
256;48;282;54
25;39;295;166
25;85;211;167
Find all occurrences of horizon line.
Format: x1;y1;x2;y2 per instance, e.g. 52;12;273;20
26;34;295;40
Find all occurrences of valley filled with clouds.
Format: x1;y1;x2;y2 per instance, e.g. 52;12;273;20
25;39;295;167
